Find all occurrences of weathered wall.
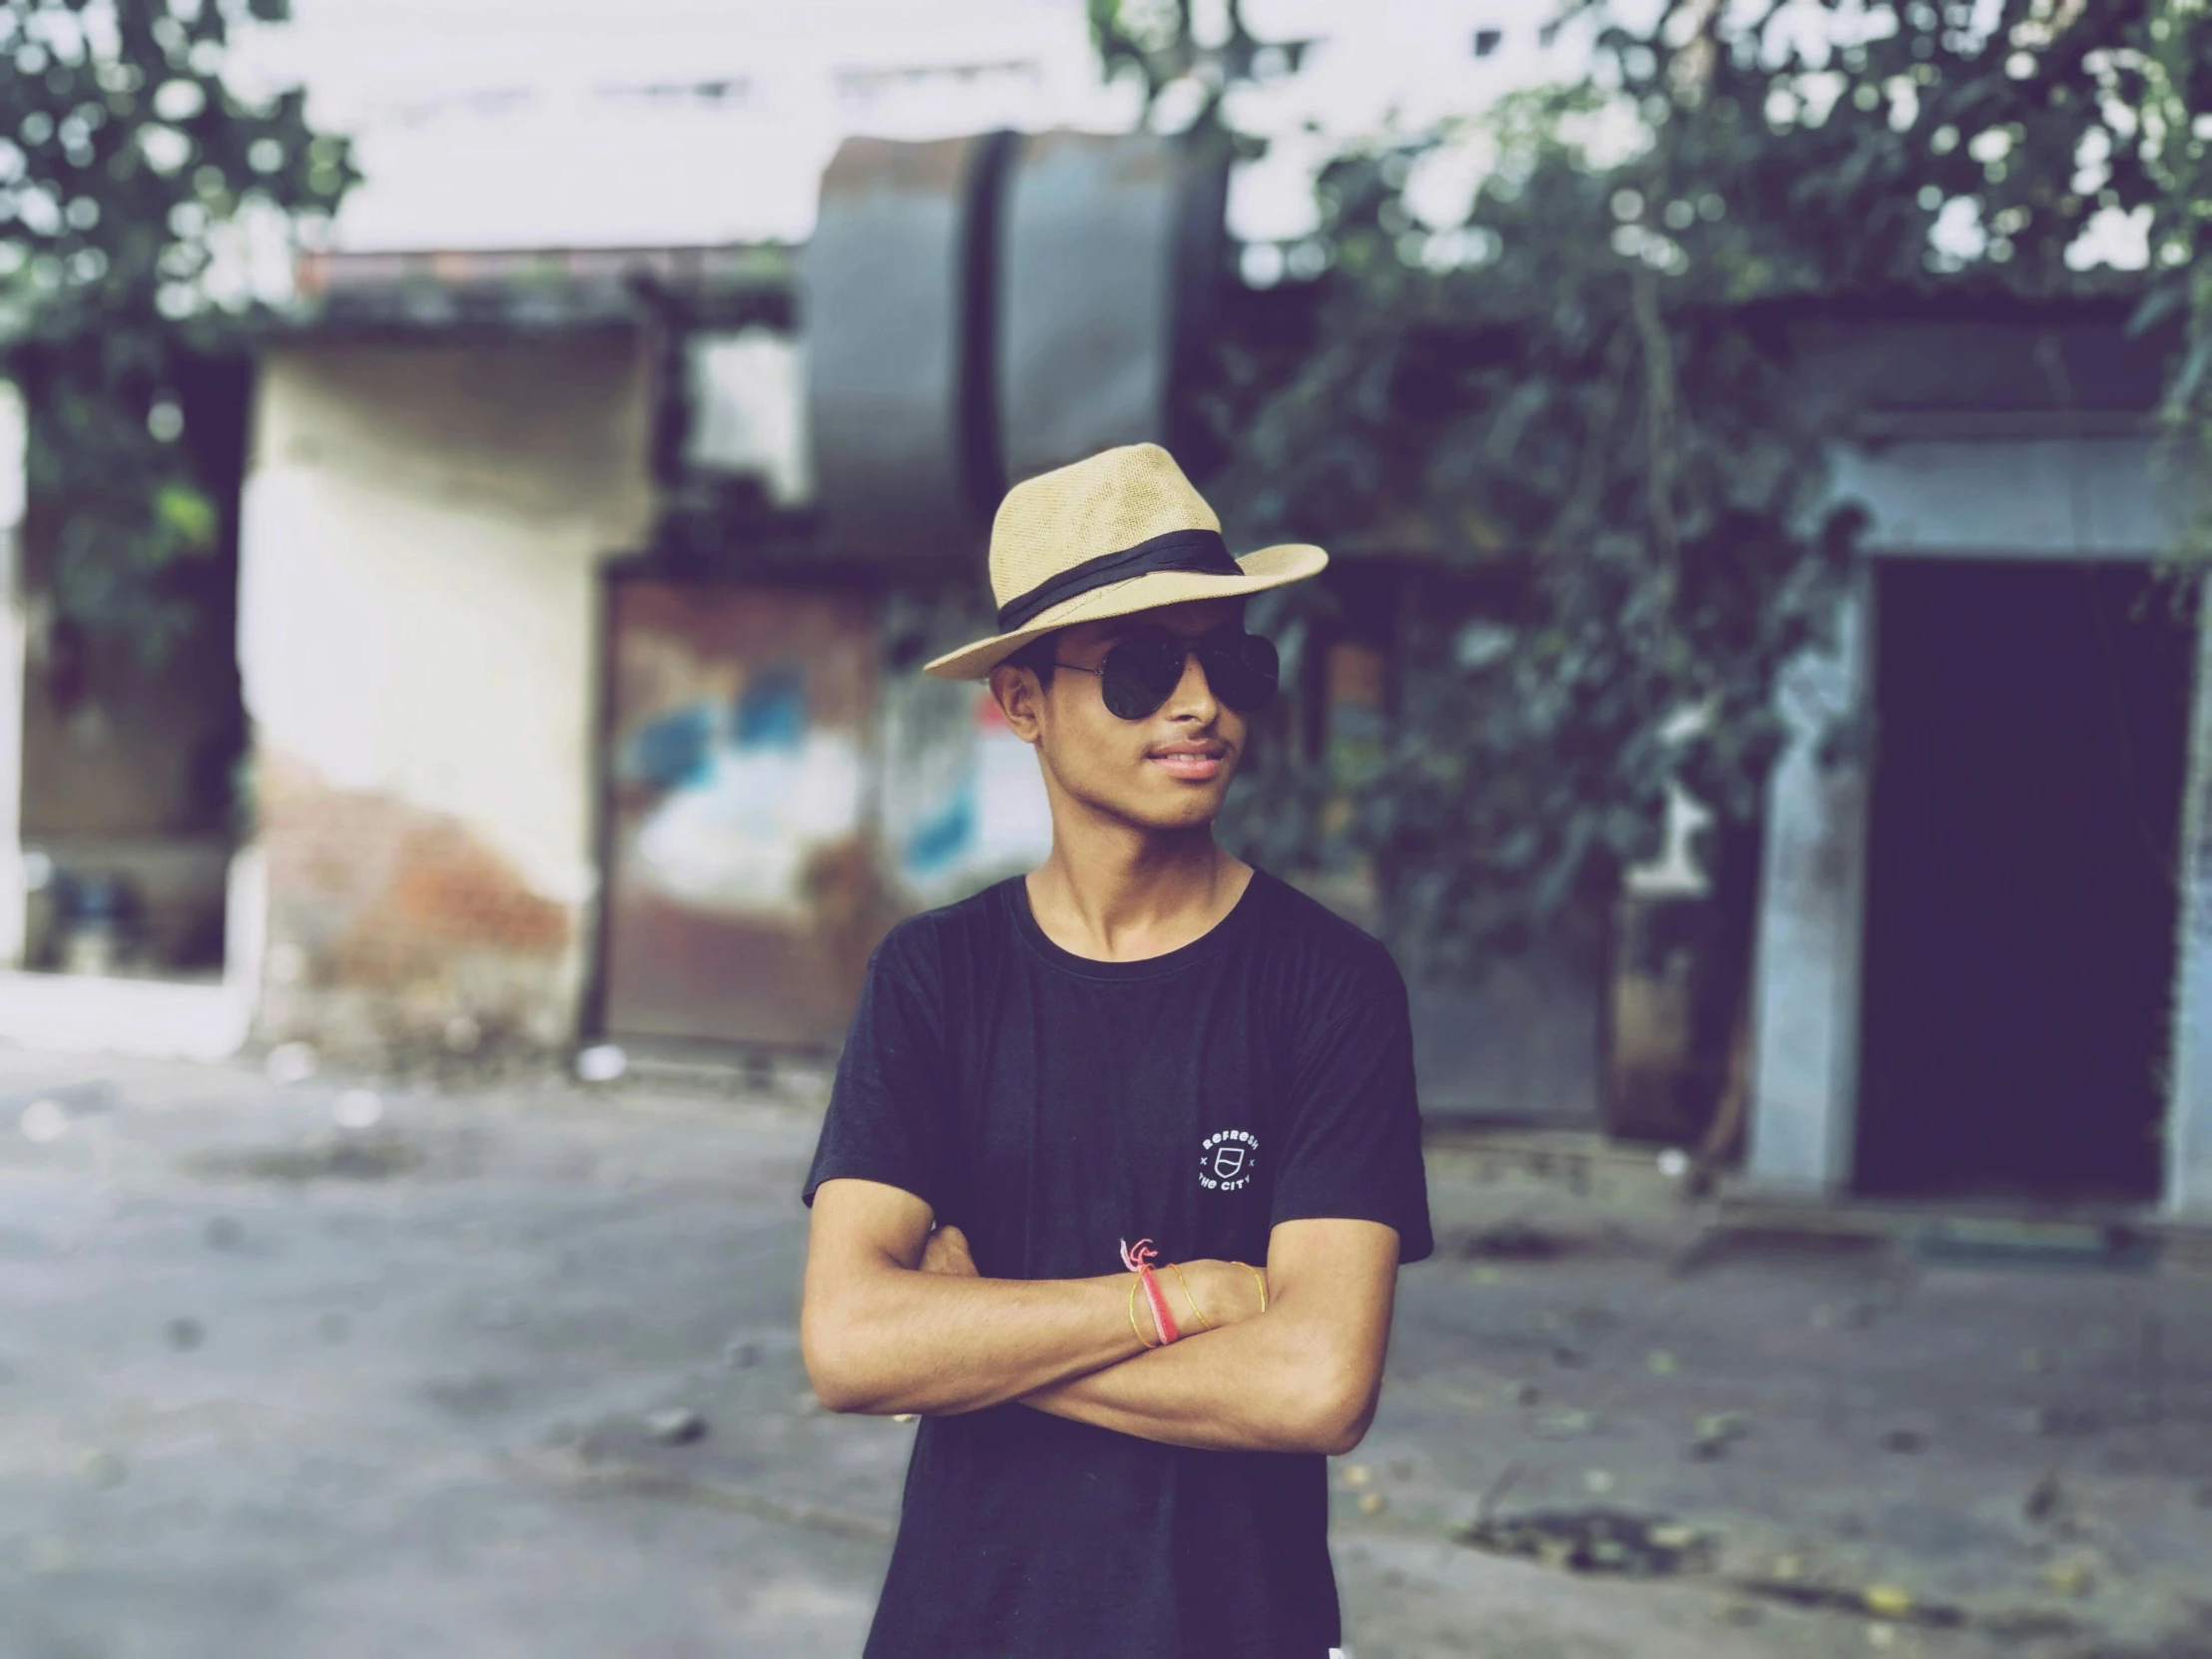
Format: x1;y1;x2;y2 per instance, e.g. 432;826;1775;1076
239;334;652;1055
2167;585;2212;1219
1750;429;2204;1210
1746;582;1869;1197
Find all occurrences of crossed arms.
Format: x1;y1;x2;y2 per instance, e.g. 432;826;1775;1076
800;1177;1400;1455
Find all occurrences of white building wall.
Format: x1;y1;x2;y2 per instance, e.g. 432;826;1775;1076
239;333;653;1053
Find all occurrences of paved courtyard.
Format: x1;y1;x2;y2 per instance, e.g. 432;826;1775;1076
2;1047;2209;1658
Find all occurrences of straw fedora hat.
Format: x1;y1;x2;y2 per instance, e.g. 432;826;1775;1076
922;443;1328;680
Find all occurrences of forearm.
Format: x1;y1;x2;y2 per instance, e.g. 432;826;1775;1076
1019;1305;1377;1455
804;1267;1146;1417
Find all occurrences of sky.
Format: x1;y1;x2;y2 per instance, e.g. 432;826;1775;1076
226;0;1580;254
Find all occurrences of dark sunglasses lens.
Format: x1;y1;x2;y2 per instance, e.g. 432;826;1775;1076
1098;635;1187;720
1200;632;1280;712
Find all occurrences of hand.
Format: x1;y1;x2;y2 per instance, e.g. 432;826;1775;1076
1164;1258;1268;1336
919;1224;979;1277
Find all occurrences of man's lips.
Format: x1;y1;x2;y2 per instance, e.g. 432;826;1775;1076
1147;742;1229;782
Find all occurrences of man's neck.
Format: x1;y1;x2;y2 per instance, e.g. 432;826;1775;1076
1023;823;1253;964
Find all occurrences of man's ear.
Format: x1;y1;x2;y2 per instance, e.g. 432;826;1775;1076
988;662;1045;745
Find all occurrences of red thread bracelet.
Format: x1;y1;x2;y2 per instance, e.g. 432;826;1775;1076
1119;1238;1181;1345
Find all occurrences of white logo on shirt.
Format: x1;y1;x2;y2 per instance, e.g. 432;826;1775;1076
1199;1128;1258;1192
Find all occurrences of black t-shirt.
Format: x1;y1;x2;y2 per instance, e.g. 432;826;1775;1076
803;869;1433;1659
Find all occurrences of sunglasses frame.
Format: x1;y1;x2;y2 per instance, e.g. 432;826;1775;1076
1051;624;1281;722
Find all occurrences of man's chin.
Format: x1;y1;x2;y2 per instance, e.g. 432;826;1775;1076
1052;765;1234;832
1129;784;1230;831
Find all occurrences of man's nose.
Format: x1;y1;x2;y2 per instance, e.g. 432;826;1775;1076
1161;650;1220;721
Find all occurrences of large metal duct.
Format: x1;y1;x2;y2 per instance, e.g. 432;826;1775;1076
804;133;1014;560
996;131;1230;486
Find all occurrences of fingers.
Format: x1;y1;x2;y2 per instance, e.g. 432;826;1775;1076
1186;1259;1266;1328
919;1224;978;1276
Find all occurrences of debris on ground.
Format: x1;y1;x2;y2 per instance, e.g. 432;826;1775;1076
575;1043;628;1084
332;1089;385;1129
2024;1404;2102;1438
195;1137;424;1183
2040;1559;2096;1598
1455;1225;1578;1262
1690;1410;1751;1460
2024;1469;2067;1525
1728;1576;1966;1628
1535;1409;1596;1438
1975;1608;2084;1642
643;1406;708;1445
20;1097;70;1143
1906;1218;2161;1273
264;1042;318;1085
1671;1223;1893;1278
1457;1508;1716;1577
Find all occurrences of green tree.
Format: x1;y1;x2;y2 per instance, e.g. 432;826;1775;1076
1;0;351;657
1096;0;2204;1070
2141;0;2212;494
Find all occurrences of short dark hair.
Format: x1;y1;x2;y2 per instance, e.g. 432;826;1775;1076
1002;631;1058;688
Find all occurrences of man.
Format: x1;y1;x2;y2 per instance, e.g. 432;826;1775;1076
801;442;1432;1659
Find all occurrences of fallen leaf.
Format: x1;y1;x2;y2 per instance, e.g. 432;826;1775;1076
1863;1585;1915;1619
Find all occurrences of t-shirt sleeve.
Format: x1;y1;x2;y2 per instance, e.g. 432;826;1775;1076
1270;949;1434;1263
802;926;952;1215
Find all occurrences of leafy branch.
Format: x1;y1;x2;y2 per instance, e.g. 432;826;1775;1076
1;0;353;660
1095;0;2206;994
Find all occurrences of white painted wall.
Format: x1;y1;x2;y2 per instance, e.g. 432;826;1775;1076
240;334;654;970
2167;583;2212;1219
1831;436;2181;559
1746;580;1870;1198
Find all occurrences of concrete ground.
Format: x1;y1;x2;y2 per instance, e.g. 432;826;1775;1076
1;1049;2209;1659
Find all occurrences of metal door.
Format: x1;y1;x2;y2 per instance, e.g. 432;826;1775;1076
597;576;885;1051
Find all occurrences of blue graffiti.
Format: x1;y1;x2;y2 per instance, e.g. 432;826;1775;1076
623;702;718;791
735;669;808;751
624;668;811;791
903;778;978;881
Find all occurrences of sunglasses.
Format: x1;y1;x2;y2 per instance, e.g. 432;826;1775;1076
1054;625;1281;721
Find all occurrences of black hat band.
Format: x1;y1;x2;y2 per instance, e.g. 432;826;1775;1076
995;528;1243;634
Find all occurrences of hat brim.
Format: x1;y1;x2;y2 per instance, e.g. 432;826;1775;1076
921;543;1329;681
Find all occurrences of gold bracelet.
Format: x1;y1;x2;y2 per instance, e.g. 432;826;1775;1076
1167;1262;1214;1332
1243;1261;1269;1315
1128;1276;1160;1349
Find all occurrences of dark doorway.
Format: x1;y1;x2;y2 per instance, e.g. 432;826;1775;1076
16;353;250;980
1855;560;2194;1204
